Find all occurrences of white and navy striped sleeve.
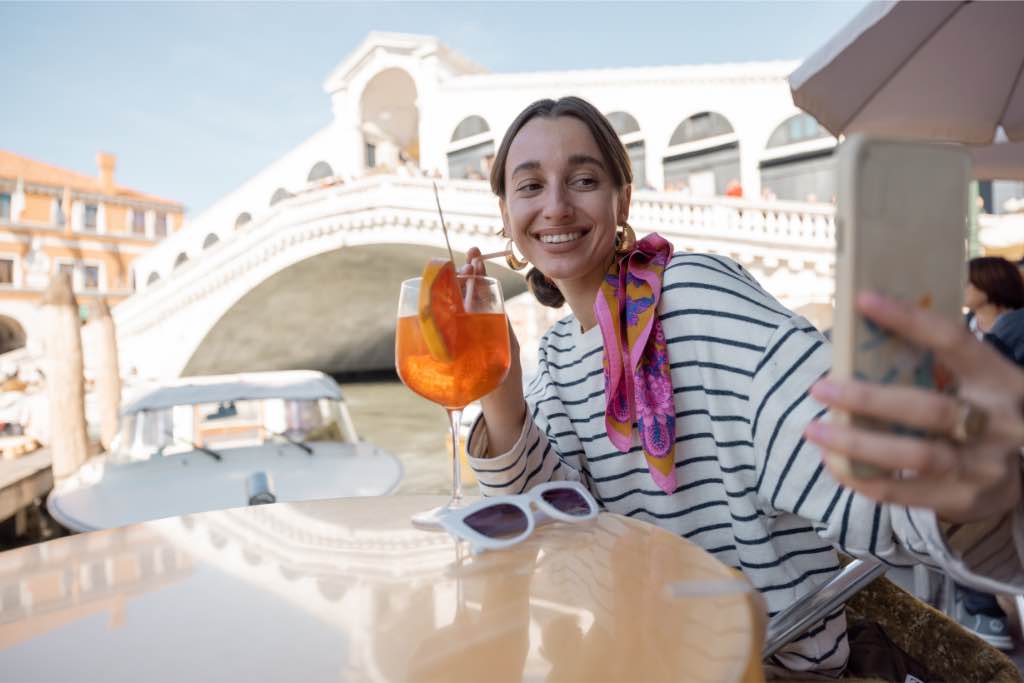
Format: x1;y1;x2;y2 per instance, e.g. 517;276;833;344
753;315;1024;593
465;333;583;495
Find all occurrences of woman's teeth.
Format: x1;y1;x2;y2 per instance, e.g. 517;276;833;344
538;232;583;244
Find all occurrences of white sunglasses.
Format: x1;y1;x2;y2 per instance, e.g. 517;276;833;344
437;481;600;553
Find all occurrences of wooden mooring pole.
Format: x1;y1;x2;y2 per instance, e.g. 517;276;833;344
90;298;121;451
42;273;88;479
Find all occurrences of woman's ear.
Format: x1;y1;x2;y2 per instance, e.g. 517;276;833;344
618;184;632;225
499;197;512;238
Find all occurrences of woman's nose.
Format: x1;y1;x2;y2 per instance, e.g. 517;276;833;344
542;185;574;222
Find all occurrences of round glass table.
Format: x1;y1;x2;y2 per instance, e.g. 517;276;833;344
0;495;765;682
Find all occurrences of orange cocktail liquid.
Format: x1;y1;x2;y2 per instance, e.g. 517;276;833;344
396;313;511;409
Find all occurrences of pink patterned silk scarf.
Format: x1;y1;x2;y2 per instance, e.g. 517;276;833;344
594;233;677;494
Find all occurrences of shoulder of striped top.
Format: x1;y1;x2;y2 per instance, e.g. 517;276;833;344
661;252;795;327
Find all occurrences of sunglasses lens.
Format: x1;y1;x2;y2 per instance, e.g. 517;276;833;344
463;503;529;539
541;488;592;516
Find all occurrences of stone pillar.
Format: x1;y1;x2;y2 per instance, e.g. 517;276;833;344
89;298;121;450
43;273;89;479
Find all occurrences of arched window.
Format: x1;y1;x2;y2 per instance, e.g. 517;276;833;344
173;252;189;269
202;233;220;249
760;113;837;202
234;212;252;230
668;112;735;146
605;111;646;188
0;315;27;355
147;272;161;285
269;188;291;206
447;115;494;180
307;161;334;182
663;112;740;197
766;113;832;148
450;115;490;142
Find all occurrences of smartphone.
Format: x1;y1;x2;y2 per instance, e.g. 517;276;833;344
829;135;970;478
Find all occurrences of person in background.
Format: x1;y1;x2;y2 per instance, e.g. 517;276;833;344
966;256;1024;364
965;256;1024;335
461;96;1024;675
949;256;1024;648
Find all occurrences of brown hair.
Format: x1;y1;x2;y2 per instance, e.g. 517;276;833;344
490;96;633;308
969;256;1024;310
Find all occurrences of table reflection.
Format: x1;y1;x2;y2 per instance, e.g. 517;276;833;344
0;496;761;682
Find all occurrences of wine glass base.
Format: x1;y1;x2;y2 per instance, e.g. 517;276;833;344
410;499;467;530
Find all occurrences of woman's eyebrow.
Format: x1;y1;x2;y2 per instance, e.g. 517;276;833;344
511;160;541;177
567;154;605;170
511;155;604;178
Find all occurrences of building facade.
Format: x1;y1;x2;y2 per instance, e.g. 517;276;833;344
0;150;184;357
114;31;1021;380
131;32;841;289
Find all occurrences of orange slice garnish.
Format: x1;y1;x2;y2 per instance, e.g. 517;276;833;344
418;258;463;362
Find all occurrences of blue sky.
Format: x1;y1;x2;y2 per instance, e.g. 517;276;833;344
1;1;867;214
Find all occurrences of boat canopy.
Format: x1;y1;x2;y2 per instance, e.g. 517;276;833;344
121;371;343;415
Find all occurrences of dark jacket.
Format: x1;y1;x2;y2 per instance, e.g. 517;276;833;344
986;308;1024;367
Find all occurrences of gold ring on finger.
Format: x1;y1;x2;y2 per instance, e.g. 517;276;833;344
951;398;989;445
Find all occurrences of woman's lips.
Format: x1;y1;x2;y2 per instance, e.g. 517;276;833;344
531;227;591;245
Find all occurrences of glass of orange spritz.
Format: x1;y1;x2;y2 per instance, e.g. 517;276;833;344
396;259;511;527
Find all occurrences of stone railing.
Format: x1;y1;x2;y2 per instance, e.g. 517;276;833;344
115;176;839;334
133;175;836;283
630;191;835;248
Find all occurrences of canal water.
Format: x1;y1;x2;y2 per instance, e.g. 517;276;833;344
337;379;479;496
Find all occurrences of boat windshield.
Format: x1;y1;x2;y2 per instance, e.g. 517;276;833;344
108;398;358;464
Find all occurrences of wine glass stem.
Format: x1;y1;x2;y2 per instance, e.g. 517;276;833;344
447;408;463;508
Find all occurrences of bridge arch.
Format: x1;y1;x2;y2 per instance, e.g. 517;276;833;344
181;243;525;377
359;68;419;172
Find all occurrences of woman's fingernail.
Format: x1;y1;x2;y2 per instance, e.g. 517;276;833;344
810;379;839;402
857;290;897;313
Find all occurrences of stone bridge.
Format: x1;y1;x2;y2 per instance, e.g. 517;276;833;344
114;175;835;380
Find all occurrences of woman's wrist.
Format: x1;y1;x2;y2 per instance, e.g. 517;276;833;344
479;357;527;456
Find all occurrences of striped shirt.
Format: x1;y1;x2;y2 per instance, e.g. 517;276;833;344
467;252;1024;674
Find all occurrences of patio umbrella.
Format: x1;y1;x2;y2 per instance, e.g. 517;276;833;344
789;1;1024;147
971;141;1024;181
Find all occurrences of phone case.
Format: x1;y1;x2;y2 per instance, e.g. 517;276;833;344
830;135;969;478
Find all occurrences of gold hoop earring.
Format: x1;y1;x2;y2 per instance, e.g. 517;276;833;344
615;222;636;255
505;239;529;271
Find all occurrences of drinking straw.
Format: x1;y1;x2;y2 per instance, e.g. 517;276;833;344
432;182;457;265
476;249;512;261
432;182;474;309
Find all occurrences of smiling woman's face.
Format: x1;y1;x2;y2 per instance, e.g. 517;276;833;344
500;116;630;294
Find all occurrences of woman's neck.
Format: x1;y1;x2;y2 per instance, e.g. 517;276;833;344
975;304;1008;333
555;259;613;332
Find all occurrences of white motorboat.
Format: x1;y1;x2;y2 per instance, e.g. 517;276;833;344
47;370;403;532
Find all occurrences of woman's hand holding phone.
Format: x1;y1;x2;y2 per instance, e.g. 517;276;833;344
805;291;1024;525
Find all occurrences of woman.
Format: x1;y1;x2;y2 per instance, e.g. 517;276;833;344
966;256;1024;365
461;97;1024;675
